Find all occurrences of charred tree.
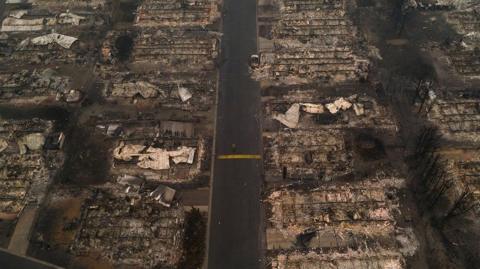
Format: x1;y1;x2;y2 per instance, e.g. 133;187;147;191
442;188;478;222
426;177;453;210
412;126;440;161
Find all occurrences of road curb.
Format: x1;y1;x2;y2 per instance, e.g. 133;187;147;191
204;1;224;267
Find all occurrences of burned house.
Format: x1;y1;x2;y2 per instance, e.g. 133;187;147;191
92;111;211;183
444;6;480;77
266;177;417;269
426;91;480;143
93;0;221;114
0;117;63;255
134;0;220;28
255;0;369;84
0;118;61;220
263;89;398;181
71;187;185;268
0;0;110;105
98;28;219;110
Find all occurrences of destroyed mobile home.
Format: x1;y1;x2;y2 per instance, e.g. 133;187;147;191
254;0;369;85
104;117;210;183
71;186;185;268
0;0;219;268
266;178;418;269
0;118;62;221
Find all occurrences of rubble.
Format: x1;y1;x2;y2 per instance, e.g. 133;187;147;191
266;177;416;268
264;129;351;181
113;142;146;161
57;12;86;26
149;185;177;207
300;103;324;114
135;0;220;27
178;87;193;102
1;17;44;32
130;29;219;71
0;139;8;153
17;133;45;154
111;81;159;99
0;68;79;105
273;103;300;128
425;92;480;143
113;142;196;170
255;0;369;84
30;33;78;49
117;174;144;186
353;103;365;116
271;251;404;269
71;189;185;268
0;119;62;220
325;97;353;114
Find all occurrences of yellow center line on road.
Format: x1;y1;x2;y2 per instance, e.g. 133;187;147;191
217;154;261;160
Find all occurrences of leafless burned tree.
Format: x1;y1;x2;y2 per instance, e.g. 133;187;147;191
425;176;453;210
412;126;441;161
409;126;455;213
442;187;478;222
413;81;435;116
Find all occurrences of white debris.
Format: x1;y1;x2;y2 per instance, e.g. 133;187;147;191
325;97;352;114
138;148;171;170
113;142;196;170
58;12;86;26
112;81;159;98
347;94;358;102
428;90;437;101
117;175;144;186
334;97;352;110
353;103;365;116
396;228;419;256
10;10;28;19
6;0;33;3
402;0;418;10
273;103;300;128
16;38;30;50
0;139;8;153
325;103;339;114
113;142;145;161
17;133;45;154
368;207;392;220
106;124;122;136
436;0;477;9
300;103;324;114
1;17;44;32
149;185;176;207
65;89;82;103
169;146;196;164
178;87;193;102
31;33;78;49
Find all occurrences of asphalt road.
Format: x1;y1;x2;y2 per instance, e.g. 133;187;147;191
0;248;62;269
206;0;263;268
